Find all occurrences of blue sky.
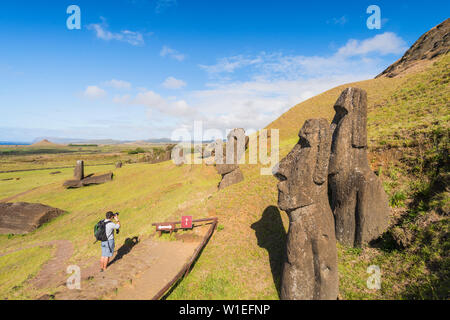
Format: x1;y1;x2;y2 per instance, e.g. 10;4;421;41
0;0;448;142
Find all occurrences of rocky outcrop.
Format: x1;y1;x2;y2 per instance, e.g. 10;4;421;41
0;202;66;234
216;128;248;190
328;87;390;247
274;118;338;300
377;18;449;78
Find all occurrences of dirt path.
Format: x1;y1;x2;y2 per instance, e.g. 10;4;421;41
0;187;39;203
0;240;74;289
53;224;209;300
109;240;199;300
29;240;74;289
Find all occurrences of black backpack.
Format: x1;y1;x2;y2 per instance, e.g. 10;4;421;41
94;220;112;242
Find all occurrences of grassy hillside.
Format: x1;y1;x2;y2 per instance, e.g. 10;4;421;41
0;54;447;300
168;53;449;300
0;161;219;299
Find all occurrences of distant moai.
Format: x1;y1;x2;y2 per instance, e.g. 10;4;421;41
215;128;249;190
274;119;338;300
74;160;84;180
328;87;390;247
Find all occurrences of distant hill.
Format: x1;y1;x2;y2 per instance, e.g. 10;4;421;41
30;137;181;145
377;18;449;78
30;139;63;147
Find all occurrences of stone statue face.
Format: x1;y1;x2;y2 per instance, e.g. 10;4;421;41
274;119;331;212
329;87;368;174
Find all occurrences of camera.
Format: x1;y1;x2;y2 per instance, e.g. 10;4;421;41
114;212;120;234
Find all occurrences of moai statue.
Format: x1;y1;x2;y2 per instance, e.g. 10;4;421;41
274;118;338;300
328;87;390;247
74;160;84;180
215;128;248;190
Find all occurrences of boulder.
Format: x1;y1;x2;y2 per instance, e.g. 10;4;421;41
0;202;66;234
274;118;338;300
328;88;390;247
218;167;244;190
74;160;84;180
115;161;123;169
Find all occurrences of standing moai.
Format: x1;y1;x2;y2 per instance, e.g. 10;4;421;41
328;87;390;247
274;118;338;300
74;160;84;180
215;128;248;190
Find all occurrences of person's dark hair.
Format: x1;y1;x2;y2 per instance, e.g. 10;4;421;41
106;211;115;219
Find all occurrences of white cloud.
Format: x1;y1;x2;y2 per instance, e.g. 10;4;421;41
336;32;407;57
162;77;186;89
199;55;263;74
112;94;131;104
160;46;185;61
111;32;408;137
88;19;145;46
83;86;106;99
155;0;177;13
328;16;347;25
104;79;132;89
133;90;193;117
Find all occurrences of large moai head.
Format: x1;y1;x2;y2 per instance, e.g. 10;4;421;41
329;87;368;173
274;119;331;212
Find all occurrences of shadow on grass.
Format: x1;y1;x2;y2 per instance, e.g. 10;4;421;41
108;236;139;266
251;205;286;299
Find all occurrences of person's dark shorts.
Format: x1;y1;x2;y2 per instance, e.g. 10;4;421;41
101;239;115;257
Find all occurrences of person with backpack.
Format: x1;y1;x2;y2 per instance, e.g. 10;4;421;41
95;211;121;272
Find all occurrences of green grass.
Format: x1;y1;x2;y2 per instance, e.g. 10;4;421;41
0;246;53;299
0;160;219;298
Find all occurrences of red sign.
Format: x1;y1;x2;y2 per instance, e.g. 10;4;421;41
181;216;193;229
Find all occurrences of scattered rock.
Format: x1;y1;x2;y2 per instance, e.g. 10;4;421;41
50;171;61;175
115;161;123;169
218;167;244;190
0;202;66;234
274;118;338;300
328;87;390;247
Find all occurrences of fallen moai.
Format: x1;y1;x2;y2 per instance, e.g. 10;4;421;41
0;202;66;234
328;87;390;247
215;128;249;190
63;172;113;188
63;160;113;188
274;118;338;300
